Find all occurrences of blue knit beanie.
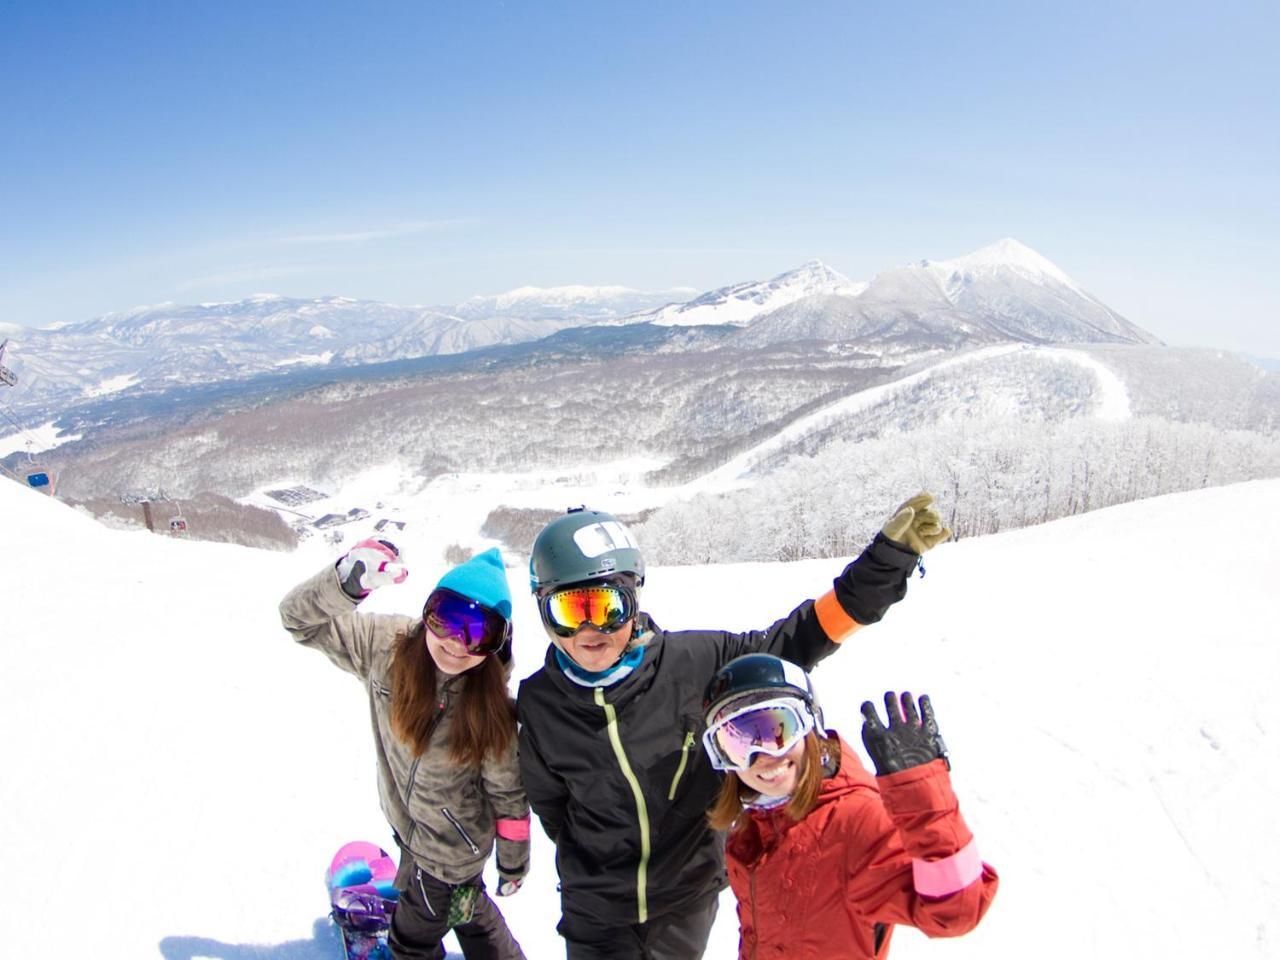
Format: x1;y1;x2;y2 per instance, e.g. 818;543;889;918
434;547;512;619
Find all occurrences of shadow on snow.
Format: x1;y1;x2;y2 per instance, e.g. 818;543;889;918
158;918;465;960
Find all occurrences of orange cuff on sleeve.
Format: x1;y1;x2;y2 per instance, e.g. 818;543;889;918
814;590;864;643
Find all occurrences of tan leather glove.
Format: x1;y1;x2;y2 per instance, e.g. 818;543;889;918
880;492;950;554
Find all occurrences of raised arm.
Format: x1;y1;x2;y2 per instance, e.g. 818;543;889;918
846;691;998;936
278;539;411;680
721;493;948;670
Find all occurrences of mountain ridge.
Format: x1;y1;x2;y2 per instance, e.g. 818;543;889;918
0;240;1158;424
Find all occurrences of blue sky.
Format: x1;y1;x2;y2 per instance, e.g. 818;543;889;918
2;1;1277;355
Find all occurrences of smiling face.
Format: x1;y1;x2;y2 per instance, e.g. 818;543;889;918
553;618;635;673
735;736;808;798
424;629;487;676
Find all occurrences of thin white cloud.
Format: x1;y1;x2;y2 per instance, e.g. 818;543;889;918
277;219;473;245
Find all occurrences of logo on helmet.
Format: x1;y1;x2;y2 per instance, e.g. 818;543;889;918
572;521;639;559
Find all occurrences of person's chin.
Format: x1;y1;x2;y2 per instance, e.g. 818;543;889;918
572;653;612;672
747;763;797;796
433;649;477;675
568;641;615;671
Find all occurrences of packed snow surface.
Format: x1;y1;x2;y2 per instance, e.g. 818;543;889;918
3;478;1277;958
274;351;336;367
83;372;141;397
0;419;83;457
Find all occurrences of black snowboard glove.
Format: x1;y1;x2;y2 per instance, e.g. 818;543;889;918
861;690;950;775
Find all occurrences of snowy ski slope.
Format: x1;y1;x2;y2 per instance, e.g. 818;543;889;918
2;477;1277;958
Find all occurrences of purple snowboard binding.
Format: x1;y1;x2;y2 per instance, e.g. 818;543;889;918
327;841;400;960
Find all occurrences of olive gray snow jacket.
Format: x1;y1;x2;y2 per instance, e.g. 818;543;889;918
279;565;530;886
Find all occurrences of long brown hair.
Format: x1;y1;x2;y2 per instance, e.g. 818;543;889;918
707;731;826;832
388;621;516;768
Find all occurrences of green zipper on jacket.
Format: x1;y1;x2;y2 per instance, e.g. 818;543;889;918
667;729;695;801
594;686;650;924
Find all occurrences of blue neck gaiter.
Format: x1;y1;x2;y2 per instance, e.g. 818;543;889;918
555;646;645;688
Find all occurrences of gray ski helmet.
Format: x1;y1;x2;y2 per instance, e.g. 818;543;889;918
529;507;645;593
703;654;825;732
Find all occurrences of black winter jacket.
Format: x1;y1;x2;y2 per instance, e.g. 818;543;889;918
516;534;919;928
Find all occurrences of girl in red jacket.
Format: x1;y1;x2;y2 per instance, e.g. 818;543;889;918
702;655;998;960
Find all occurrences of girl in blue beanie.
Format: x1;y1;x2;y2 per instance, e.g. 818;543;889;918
280;541;530;960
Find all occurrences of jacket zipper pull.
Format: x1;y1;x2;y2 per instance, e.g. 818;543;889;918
442;806;482;856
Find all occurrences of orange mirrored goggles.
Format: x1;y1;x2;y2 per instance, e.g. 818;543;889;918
539;581;636;638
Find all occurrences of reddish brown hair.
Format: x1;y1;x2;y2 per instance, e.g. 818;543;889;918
707;732;825;832
389;621;515;768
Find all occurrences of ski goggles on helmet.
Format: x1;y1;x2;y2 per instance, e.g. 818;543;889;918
538;579;637;639
423;588;510;656
701;696;815;772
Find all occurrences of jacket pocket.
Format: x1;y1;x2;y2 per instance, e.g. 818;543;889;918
441;806;481;856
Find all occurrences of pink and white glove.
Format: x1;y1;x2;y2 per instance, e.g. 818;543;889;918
336;539;409;599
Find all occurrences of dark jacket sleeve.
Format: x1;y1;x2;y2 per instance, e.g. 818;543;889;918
516;693;569;844
833;533;920;626
717;533;920;671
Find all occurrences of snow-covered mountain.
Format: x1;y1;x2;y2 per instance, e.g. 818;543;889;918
917;238;1156;344
733;239;1158;350
0;241;1159;424
0;290;682;419
4;473;1277;959
635;260;868;327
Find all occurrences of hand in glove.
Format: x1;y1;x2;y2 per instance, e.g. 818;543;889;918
336;539;408;599
881;492;950;555
495;862;525;897
861;690;950;776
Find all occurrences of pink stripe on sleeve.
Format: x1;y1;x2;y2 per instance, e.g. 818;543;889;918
496;817;531;842
912;838;983;898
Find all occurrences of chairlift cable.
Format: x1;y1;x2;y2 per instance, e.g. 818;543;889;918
0;402;46;450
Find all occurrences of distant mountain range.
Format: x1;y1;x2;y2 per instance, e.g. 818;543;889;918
0;239;1159;423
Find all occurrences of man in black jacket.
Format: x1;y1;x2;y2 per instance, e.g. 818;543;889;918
517;496;947;959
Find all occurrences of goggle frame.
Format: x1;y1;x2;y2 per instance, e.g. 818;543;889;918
701;695;816;772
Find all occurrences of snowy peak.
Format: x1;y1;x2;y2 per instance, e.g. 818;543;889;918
735;239;1160;350
924;238;1078;290
782;259;860;291
641;259;868;328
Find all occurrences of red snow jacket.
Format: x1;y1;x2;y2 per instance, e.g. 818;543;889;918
726;738;998;960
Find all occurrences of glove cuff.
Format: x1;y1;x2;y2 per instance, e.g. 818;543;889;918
496;858;526;881
335;559;369;600
833;533;918;625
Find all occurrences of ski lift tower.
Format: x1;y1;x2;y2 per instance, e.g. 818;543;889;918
0;339;16;388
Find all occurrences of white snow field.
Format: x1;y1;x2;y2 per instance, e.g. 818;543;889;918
2;477;1277;959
